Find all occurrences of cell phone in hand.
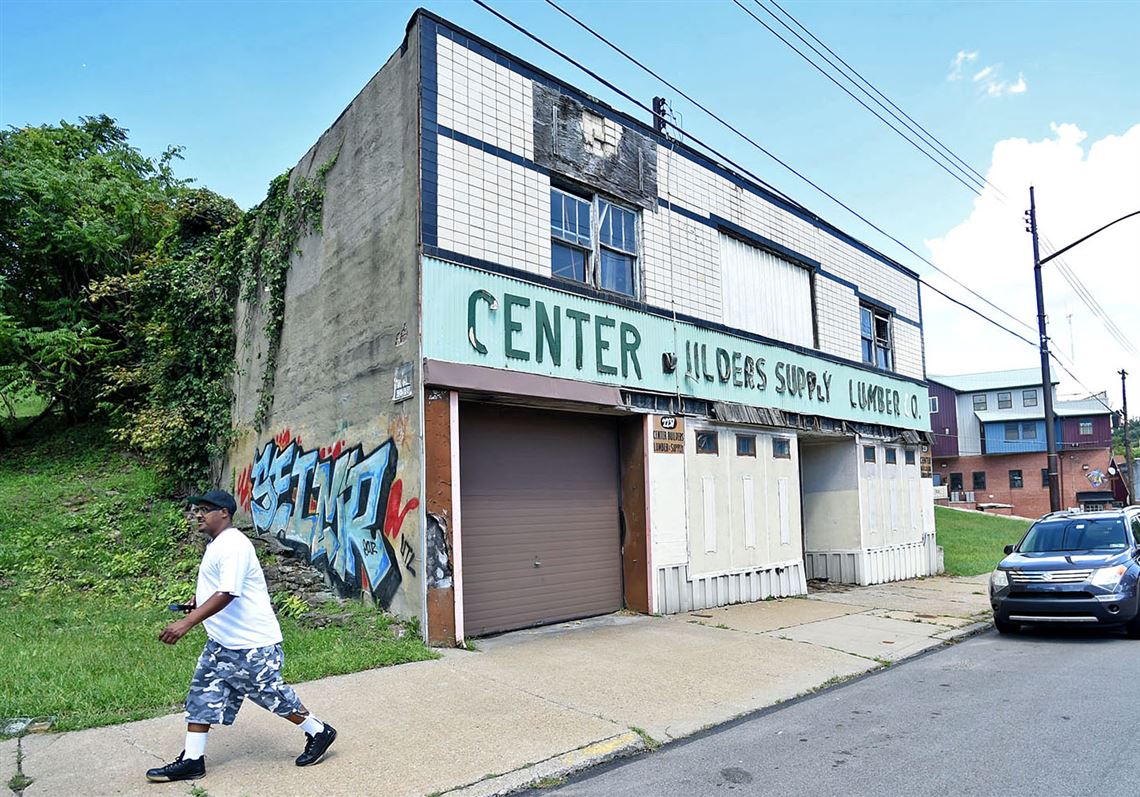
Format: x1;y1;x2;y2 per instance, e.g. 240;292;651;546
168;603;193;612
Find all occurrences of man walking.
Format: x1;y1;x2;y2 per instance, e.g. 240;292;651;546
145;489;337;783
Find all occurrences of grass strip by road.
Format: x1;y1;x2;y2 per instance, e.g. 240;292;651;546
935;505;1030;576
0;422;437;735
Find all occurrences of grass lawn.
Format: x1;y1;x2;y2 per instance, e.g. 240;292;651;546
935;505;1031;576
0;422;437;736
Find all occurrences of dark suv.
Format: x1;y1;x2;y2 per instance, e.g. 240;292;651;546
989;506;1140;636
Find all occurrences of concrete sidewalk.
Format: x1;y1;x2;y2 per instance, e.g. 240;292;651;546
5;575;992;797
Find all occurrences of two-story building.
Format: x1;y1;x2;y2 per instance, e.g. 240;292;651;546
929;368;1116;516
226;10;936;646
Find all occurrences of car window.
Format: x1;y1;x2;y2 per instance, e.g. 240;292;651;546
1019;518;1129;552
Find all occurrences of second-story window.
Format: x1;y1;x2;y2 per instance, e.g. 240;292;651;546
1023;389;1038;407
860;304;893;370
973;394;987;411
550;188;638;297
997;392;1012;409
1080;419;1093;436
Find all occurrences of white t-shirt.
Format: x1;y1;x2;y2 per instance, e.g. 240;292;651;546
195;527;283;649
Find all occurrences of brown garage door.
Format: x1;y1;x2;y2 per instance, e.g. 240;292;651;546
460;403;622;636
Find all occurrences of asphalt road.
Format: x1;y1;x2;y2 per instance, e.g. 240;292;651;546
534;627;1140;797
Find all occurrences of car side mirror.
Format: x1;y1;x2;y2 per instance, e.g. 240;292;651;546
1003;544;1015;555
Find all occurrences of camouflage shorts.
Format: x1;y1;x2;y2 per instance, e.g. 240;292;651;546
184;639;303;726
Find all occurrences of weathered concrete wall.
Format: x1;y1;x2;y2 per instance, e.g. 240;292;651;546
226;30;424;620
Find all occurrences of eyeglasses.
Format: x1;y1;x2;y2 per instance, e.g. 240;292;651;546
192;507;223;516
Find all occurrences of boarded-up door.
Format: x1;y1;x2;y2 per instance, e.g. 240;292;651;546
460;403;622;636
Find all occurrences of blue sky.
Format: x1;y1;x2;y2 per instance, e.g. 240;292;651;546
3;0;1138;400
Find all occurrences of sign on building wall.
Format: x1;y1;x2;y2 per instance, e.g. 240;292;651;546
652;415;685;454
423;258;929;431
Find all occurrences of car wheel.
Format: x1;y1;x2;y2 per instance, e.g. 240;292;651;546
1125;615;1140;640
993;616;1018;634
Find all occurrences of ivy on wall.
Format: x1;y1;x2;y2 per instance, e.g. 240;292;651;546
219;153;338;432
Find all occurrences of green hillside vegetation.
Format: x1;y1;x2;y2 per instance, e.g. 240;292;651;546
935;505;1031;576
0;423;436;735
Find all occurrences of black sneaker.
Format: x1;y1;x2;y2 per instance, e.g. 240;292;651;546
145;751;205;782
295;723;337;766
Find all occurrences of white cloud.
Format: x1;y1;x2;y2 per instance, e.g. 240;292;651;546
972;65;995;82
950;52;1027;97
947;50;978;81
923;123;1140;411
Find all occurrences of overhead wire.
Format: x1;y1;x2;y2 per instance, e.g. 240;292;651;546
739;0;985;196
535;0;1039;338
762;0;1004;198
743;0;1135;372
471;0;1119;410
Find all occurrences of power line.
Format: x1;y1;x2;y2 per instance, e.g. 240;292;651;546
469;0;806;212
534;0;1038;338
471;0;1115;405
763;0;1005;199
742;0;986;196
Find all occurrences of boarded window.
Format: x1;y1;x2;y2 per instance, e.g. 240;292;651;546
719;234;814;347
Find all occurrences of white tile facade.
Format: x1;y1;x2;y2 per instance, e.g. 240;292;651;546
431;33;925;380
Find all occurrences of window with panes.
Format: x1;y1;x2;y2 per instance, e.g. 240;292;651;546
550;187;638;297
860;304;893;371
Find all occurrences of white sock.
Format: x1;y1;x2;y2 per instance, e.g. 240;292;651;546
300;716;325;736
184;731;208;760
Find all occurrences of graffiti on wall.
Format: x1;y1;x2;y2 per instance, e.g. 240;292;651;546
241;429;420;607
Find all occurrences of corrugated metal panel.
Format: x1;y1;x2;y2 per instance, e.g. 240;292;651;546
804;539;933;586
711;402;785;426
720;234;814;346
459;404;622;636
654;560;807;613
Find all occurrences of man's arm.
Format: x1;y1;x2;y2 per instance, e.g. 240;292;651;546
159;591;235;645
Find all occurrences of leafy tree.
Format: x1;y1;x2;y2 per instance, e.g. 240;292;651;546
94;189;242;490
0;115;183;423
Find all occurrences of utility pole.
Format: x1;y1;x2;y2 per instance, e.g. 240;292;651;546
1122;369;1134;503
1027;187;1061;512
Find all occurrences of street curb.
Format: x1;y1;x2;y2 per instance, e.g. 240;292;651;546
443;731;645;796
932;620;992;642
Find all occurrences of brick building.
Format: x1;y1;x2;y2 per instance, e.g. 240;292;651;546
928;368;1117;517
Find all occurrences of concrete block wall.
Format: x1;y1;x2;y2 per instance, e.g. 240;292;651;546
430;25;924;379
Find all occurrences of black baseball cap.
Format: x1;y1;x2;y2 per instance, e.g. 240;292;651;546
187;489;237;515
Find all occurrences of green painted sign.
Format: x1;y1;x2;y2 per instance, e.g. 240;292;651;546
424;258;929;430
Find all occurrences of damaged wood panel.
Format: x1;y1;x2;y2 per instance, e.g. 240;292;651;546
533;83;658;210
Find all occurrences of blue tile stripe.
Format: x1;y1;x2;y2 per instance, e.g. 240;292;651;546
420;18;439;250
437;126;548;174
